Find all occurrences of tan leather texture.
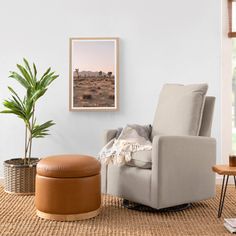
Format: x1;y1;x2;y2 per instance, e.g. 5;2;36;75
37;154;101;178
35;174;101;214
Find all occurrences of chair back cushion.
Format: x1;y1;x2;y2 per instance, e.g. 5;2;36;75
199;96;215;137
151;84;208;139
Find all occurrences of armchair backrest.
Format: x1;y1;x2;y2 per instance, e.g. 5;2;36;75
151;84;214;139
198;96;215;137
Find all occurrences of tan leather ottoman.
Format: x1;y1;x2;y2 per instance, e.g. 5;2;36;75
35;154;101;221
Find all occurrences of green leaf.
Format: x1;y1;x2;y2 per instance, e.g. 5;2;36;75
40;72;58;89
24;98;33;120
23;58;33;79
8;86;24;106
33;63;37;79
40;67;51;81
17;64;33;87
44;74;59;88
9;71;30;89
1;99;27;122
30;88;47;102
32;120;55;138
39;71;54;87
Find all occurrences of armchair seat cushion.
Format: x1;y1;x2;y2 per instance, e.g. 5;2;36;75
126;150;152;169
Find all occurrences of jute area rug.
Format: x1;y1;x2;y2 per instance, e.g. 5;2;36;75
0;185;235;236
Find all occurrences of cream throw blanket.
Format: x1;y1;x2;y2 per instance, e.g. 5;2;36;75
98;124;152;166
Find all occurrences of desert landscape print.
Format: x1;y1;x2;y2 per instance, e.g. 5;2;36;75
70;38;118;110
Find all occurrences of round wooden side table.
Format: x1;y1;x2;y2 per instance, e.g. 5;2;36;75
212;165;236;218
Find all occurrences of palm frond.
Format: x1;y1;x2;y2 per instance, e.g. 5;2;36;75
8;86;24;107
1;99;28;122
32;120;55;138
31;88;47;102
9;71;30;89
23;58;33;79
39;71;54;87
40;67;51;82
16;64;33;87
42;74;59;88
33;63;37;79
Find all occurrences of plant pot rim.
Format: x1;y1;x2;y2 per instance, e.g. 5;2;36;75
4;158;40;168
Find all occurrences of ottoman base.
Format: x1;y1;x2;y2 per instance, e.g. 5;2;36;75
37;206;101;221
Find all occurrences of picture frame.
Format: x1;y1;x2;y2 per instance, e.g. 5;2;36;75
69;37;119;111
228;0;236;37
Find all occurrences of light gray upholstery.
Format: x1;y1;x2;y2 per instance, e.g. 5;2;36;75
102;86;216;210
106;165;151;206
199;96;215;137
150;135;216;208
126;150;152;169
151;84;208;139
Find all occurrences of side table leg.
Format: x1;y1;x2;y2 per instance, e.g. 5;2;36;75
234;176;236;188
218;175;229;218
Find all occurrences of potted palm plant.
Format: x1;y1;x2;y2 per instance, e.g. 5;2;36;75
2;58;59;195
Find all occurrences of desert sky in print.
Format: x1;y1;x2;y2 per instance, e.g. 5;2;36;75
72;40;115;73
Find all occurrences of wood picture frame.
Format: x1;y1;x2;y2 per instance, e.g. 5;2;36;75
69;38;119;111
228;0;236;38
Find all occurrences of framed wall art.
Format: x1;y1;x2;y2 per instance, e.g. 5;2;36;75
69;37;119;111
228;0;236;37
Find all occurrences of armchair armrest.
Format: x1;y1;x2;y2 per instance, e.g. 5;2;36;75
101;129;118;194
151;135;216;209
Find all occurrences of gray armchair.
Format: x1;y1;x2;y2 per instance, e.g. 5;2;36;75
102;84;216;210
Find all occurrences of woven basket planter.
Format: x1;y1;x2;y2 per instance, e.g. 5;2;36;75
4;158;40;195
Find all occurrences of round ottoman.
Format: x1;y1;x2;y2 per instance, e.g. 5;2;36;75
35;154;101;221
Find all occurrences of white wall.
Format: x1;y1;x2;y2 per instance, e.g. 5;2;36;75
0;0;221;177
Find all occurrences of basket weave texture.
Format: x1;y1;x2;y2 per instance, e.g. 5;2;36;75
4;158;39;194
0;185;234;235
